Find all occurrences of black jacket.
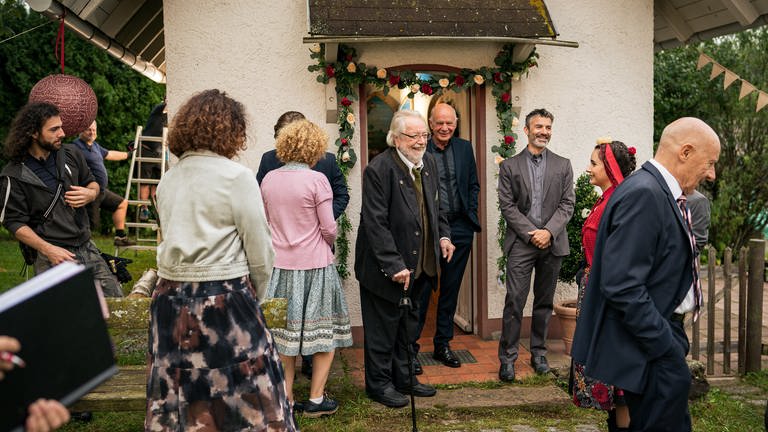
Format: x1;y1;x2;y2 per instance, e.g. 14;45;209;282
0;144;95;247
354;148;450;304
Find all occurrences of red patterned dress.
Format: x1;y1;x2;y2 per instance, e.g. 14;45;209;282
572;185;626;411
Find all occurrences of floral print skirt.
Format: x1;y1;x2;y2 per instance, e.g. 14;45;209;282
571;267;625;411
145;276;297;431
265;264;353;356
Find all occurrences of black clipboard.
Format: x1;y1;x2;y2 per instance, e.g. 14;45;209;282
0;262;118;432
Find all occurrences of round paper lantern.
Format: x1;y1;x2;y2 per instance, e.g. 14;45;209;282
28;74;98;137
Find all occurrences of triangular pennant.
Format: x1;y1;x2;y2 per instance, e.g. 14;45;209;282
723;70;739;89
739;81;757;100
697;53;714;70
757;91;768;112
709;63;725;80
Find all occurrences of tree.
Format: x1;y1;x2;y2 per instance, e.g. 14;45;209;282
654;28;768;252
0;0;165;232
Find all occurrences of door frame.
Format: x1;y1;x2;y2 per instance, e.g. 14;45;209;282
357;64;490;339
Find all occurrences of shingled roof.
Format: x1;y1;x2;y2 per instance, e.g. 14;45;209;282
307;0;557;39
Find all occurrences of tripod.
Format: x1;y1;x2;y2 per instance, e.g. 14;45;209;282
399;274;419;432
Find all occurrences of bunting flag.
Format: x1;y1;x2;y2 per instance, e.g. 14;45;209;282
709;63;725;80
697;53;714;70
739;81;756;100
697;52;767;112
757;91;768;112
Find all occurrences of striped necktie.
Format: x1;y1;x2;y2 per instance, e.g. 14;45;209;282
677;195;702;321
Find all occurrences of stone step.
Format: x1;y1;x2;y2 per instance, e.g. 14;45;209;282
71;366;146;412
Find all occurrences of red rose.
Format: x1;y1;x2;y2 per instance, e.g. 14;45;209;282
504;135;515;145
389;75;400;86
501;92;511;103
341;138;348;145
341;97;352;107
325;65;335;78
493;72;503;83
346;54;353;61
454;75;465;86
591;383;610;404
421;83;433;95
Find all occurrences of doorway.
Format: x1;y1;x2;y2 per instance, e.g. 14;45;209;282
359;66;483;336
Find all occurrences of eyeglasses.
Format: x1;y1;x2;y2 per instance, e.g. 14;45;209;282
400;132;430;141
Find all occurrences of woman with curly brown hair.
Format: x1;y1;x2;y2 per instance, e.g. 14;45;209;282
145;89;297;431
261;119;353;418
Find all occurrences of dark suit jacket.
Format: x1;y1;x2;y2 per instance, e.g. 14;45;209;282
570;161;694;393
427;137;481;232
256;150;349;219
354;148;450;304
497;148;574;257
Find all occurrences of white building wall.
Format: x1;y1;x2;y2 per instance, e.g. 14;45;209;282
163;0;654;328
485;0;655;321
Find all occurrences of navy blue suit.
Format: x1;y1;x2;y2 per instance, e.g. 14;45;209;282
571;161;694;431
256;150;349;220
415;137;480;352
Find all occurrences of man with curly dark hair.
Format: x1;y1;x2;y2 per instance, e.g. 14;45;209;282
0;102;121;296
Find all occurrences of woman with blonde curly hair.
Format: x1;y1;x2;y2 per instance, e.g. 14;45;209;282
146;89;296;431
261;119;353;418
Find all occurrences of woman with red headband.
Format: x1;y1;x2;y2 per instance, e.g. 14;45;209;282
572;138;636;430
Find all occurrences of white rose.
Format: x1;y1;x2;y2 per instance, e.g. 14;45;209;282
346;113;355;124
346;62;357;73
439;78;450;88
511;117;519;127
341;151;350;162
376;68;387;79
309;43;321;53
410;84;420;93
581;208;591;218
473;74;485;85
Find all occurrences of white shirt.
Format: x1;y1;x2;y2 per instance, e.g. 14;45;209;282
649;159;695;314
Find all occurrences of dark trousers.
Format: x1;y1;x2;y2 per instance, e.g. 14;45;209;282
360;275;430;395
498;240;562;364
415;218;474;352
621;320;692;431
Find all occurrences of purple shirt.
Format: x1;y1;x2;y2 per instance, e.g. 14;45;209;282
260;164;336;270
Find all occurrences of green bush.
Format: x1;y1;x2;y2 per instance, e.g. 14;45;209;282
559;173;599;283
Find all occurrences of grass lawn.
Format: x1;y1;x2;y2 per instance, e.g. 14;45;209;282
0;230;157;294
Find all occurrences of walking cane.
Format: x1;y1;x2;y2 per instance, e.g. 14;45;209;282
399;271;418;432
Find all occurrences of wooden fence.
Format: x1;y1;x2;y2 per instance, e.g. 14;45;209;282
688;238;766;376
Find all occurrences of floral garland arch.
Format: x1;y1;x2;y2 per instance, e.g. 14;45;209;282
308;43;539;280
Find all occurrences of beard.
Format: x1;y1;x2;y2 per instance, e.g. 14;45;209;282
400;146;426;165
37;138;61;152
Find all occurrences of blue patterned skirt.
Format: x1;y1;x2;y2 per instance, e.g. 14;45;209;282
265;264;353;356
145;276;297;431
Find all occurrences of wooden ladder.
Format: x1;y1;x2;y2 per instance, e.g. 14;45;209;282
118;125;168;253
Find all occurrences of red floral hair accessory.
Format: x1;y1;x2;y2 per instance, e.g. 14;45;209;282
628;146;636;155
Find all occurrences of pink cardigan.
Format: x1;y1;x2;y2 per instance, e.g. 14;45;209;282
260;165;337;270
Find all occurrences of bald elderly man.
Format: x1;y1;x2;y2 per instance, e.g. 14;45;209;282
571;117;721;431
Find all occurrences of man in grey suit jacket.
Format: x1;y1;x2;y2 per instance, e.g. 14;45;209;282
497;108;574;381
